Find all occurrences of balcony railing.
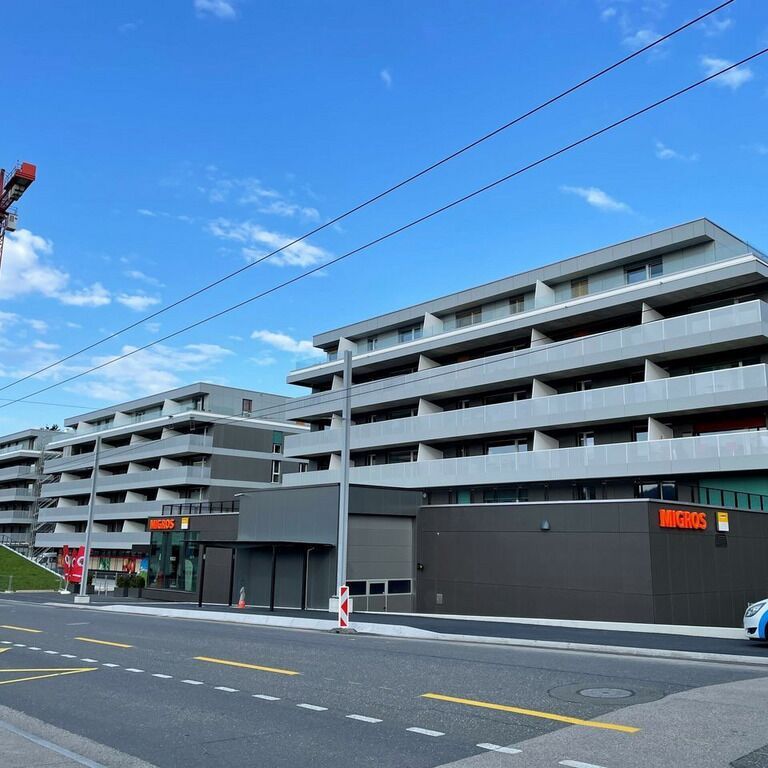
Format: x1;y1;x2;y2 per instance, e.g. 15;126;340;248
160;500;240;517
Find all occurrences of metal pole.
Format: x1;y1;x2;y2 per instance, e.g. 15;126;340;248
76;434;100;603
269;545;277;612
197;545;207;608
335;350;352;604
227;548;236;607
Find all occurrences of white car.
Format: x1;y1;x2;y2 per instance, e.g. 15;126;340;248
744;599;768;639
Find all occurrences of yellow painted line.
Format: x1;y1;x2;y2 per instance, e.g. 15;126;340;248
194;656;300;676
421;693;640;734
0;668;97;686
75;636;133;649
0;624;42;634
0;648;10;654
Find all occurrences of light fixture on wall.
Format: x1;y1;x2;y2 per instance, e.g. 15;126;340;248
540;520;551;532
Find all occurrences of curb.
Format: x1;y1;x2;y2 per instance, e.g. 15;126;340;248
93;604;768;668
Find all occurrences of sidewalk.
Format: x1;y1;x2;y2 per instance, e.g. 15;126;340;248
0;705;156;768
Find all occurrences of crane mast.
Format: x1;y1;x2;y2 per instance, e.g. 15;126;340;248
0;161;36;272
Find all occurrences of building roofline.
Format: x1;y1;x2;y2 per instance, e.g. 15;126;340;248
312;218;758;347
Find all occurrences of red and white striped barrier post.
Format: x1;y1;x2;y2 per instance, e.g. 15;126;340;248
337;585;349;629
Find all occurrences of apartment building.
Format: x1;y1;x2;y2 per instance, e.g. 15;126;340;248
247;218;768;625
36;383;307;570
0;428;62;549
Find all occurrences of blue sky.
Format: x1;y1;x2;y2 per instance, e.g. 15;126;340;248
0;0;766;433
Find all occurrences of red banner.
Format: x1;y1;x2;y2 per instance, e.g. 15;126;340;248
65;546;85;584
62;545;71;581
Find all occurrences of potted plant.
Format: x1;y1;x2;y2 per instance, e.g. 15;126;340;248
126;573;145;598
115;573;130;597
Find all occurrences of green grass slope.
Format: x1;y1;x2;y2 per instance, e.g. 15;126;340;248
0;546;60;590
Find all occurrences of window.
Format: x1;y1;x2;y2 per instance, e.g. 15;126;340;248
635;481;677;500
272;443;282;454
242;398;252;415
387;579;412;594
576;379;593;392
571;277;588;298
484;390;528;405
455;306;483;328
369;582;385;595
625;259;662;285
398;324;423;343
575;484;598;500
633;425;649;442
388;448;417;464
271;460;281;483
487;438;528;454
577;431;595;447
509;295;525;314
347;581;366;596
366;336;378;352
483;487;528;503
299;463;308;473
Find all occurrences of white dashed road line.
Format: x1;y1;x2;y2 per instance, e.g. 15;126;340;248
102;663;120;668
44;650;58;655
60;654;77;659
182;679;204;685
214;686;238;693
152;674;172;679
252;694;280;701
297;704;328;712
28;647;41;651
124;668;143;673
12;644;26;647
560;761;608;768
80;658;98;663
477;743;523;755
346;715;382;724
407;727;445;737
0;640;11;644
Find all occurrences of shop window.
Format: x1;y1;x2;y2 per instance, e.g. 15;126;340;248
147;531;200;592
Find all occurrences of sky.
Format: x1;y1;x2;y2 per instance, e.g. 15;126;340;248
0;0;766;434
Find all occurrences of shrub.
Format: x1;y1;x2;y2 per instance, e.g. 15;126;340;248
115;573;129;588
129;573;145;589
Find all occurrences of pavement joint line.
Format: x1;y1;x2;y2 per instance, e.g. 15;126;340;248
0;718;107;768
182;679;204;685
407;727;445;737
422;693;640;734
560;761;608;768
0;624;42;633
152;673;172;679
297;703;328;711
124;668;143;673
194;655;300;676
477;743;523;755
75;636;134;648
346;714;383;723
214;686;239;692
252;694;280;701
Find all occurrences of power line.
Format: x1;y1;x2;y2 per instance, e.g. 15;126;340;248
0;0;736;397
1;49;763;415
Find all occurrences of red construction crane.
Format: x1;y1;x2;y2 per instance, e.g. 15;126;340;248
0;161;36;272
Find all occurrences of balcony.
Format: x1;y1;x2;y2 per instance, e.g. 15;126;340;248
286;300;768;421
40;467;212;498
0;488;34;502
37;500;166;523
284;364;768;457
45;434;214;473
284;431;768;489
0;509;33;524
34;531;150;550
288;253;766;385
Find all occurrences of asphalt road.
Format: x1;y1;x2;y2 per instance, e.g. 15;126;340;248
2;596;768;768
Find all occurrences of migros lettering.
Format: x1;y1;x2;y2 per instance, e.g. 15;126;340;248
658;508;707;531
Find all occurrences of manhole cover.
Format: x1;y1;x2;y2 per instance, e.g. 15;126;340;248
578;687;634;699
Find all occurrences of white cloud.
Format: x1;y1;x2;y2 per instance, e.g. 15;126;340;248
256;200;320;221
702;16;733;37
118;20;142;34
116;293;162;311
194;0;236;19
561;186;632;213
66;343;234;403
250;354;277;367
28;319;48;333
144;321;161;333
209;219;332;267
623;28;661;48
701;56;754;90
0;230;112;307
655;141;699;162
32;340;60;351
380;69;393;89
137;208;157;217
57;283;112;307
124;269;165;287
251;330;323;356
601;7;616;20
746;143;768;156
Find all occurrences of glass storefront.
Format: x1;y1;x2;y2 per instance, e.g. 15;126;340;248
148;531;200;592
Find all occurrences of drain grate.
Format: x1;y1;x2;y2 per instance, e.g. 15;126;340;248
578;687;634;699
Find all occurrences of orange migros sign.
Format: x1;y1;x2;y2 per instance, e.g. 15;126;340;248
658;508;707;531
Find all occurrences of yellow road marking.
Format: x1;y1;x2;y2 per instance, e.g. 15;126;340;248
75;636;133;649
421;693;640;734
0;624;42;633
0;648;10;654
194;656;300;676
0;668;97;686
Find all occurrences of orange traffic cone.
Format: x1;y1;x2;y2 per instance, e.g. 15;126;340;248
237;586;246;609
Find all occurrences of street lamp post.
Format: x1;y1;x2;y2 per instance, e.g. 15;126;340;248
74;433;101;605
